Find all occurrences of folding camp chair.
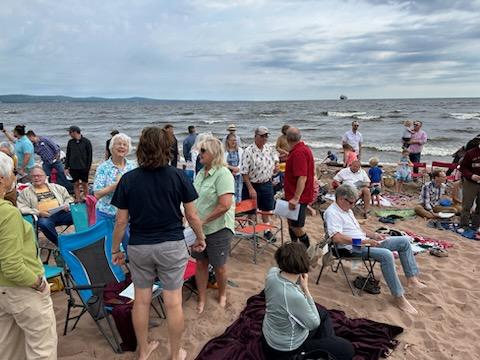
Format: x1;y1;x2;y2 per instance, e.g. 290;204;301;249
22;214;65;284
431;161;457;182
411;162;427;183
183;259;198;301
231;199;284;264
315;212;377;296
58;220;165;352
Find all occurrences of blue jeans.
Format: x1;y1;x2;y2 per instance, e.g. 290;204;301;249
234;175;242;204
37;210;73;245
43;161;73;192
361;236;419;297
96;210;130;254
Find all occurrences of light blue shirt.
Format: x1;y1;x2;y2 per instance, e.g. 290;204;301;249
93;158;137;216
15;135;35;170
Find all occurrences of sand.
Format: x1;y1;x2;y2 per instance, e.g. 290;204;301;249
53;164;480;360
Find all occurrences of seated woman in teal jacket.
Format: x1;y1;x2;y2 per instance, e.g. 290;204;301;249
262;242;354;360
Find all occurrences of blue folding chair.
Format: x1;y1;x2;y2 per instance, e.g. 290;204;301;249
22;214;65;281
58;220;165;353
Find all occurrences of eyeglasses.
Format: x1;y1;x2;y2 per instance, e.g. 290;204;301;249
344;198;356;205
200;148;206;153
413;123;420;126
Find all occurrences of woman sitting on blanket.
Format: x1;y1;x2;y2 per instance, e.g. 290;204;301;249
261;242;354;360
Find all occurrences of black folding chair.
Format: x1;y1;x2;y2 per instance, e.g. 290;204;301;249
315;211;377;296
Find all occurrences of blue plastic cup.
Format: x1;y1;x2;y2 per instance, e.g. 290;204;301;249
352;238;362;255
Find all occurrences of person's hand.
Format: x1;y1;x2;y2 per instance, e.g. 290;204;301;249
192;237;207;253
364;238;380;247
112;251;126;265
64;169;70;176
248;187;257;201
39;211;50;218
63;204;70;212
288;198;299;210
299;273;309;293
231;167;240;175
472;174;480;183
373;233;386;241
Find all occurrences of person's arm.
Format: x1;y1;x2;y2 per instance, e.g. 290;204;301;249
111;209;128;264
17;190;39;216
289;176;307;210
202;193;233;224
20;152;31;174
459;151;477;180
86;139;93;169
184;201;207;252
240;148;256;200
421;184;433;211
0;210;41;287
2;129;15;142
183;140;189;162
65;141;71;170
358;142;362;160
285;276;320;331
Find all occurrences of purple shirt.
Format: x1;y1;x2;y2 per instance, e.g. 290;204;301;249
408;130;427;154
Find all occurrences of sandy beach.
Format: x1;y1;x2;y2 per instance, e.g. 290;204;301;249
48;164;480;360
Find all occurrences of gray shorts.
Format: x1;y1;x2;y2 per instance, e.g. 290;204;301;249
192;228;233;268
128;240;189;291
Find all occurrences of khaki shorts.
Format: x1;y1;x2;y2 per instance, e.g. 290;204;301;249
128;240;189;291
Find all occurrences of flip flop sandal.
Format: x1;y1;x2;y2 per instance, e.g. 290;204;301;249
429;248;448;257
353;276;381;294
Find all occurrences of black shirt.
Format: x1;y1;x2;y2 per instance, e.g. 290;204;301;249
65;136;93;170
111;165;198;245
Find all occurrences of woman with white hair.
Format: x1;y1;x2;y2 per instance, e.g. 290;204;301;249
192;135;235;313
93;133;136;250
0;141;18;205
0;152;57;359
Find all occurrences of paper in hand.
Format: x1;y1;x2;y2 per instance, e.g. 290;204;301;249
274;199;300;221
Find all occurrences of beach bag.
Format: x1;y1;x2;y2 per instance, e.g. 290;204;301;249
70;202;89;232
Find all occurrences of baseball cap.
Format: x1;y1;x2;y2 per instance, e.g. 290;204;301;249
110;129;119;136
68;125;81;133
227;124;237;131
255;126;269;135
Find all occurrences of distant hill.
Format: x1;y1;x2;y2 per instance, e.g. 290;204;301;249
0;94;198;103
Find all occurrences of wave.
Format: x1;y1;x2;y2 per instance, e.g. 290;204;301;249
447;112;480;120
179;112;195;116
428;136;460;143
363;144;457;157
355;115;382;121
327;111;366;118
202;119;223;124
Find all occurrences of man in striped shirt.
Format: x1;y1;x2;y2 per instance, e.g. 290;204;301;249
414;170;456;219
27;130;71;191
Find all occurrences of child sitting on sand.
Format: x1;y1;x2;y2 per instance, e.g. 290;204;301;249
322;150;338;164
342;143;357;167
368;157;383;206
402;120;414;149
394;149;413;193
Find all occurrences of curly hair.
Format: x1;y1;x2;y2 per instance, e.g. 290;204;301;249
136;127;173;169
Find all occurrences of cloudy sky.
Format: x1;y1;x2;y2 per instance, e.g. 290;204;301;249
1;0;479;100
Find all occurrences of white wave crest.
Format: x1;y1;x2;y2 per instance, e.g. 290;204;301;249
354;115;381;120
449;112;480;120
327;111;366;118
306;141;342;150
202;120;223;124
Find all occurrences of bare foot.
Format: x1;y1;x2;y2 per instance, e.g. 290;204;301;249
218;294;227;308
394;296;418;315
407;277;427;289
138;340;159;360
197;300;205;314
172;348;187;360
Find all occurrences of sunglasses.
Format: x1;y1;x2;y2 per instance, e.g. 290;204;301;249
200;148;207;153
257;134;269;138
344;198;355;205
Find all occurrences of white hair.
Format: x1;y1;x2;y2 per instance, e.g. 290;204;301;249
0;141;14;155
109;133;132;155
0;151;14;177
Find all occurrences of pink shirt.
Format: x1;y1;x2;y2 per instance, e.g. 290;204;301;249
409;130;427;154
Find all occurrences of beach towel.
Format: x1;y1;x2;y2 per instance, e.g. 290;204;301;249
195;291;403;360
433;221;480;241
85;194;97;225
404;231;454;249
381;194;415;207
374;209;416;219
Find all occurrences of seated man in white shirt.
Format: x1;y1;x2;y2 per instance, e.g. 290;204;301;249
333;160;371;218
324;184;426;314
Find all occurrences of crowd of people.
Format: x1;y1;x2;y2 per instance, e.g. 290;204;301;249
1;118;480;360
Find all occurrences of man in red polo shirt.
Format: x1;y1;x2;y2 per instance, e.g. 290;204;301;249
284;127;315;248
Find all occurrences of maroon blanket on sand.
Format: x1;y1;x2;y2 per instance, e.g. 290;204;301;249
195;291;403;360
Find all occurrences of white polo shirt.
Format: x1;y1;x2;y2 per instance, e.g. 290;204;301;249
333;167;370;187
324;202;366;250
342;130;363;153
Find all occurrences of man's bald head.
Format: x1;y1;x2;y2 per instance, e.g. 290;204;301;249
286;127;301;143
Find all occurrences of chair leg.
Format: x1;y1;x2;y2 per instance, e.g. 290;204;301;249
338;260;357;296
151;296;166;319
315;264;325;285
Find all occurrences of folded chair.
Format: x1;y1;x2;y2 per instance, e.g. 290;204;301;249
431;161;457;182
231;199;284;264
411;162;427;183
58;220;165;353
315;212;377;296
